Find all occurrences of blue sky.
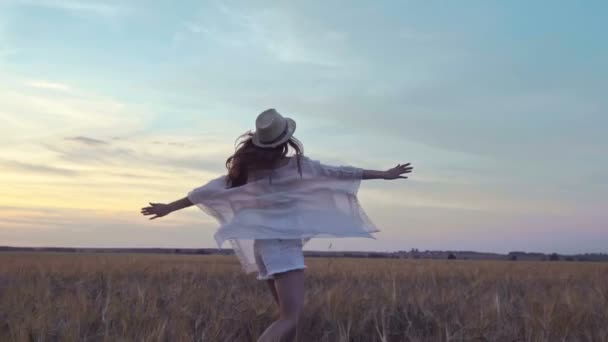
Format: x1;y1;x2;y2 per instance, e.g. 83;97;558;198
0;0;606;254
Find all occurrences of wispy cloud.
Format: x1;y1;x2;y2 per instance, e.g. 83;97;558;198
183;22;207;34
64;136;108;146
41;137;226;174
26;80;72;92
13;0;128;17
0;159;78;176
176;3;349;67
0;48;18;58
0;79;151;143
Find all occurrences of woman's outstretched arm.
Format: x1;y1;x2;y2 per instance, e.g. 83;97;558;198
362;163;413;180
305;156;413;180
140;197;193;220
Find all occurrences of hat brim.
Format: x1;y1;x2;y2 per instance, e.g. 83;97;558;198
251;118;296;148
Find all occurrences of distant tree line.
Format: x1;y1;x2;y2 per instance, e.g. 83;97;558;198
1;246;607;262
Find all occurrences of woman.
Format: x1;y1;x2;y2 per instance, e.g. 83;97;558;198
140;108;413;341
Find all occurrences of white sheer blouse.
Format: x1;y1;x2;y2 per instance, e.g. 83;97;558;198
187;155;379;274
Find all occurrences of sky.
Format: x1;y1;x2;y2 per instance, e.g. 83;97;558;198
0;0;606;254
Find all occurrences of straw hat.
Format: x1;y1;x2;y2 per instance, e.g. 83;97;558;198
251;108;296;148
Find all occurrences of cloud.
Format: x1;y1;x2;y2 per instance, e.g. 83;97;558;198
175;3;351;67
12;0;128;17
41;137;227;175
0;48;17;58
0;78;153;143
26;80;72;92
64;136;108;146
2;137;224;213
260;74;607;166
151;140;199;148
184;22;207;34
0;159;78;176
241;9;342;66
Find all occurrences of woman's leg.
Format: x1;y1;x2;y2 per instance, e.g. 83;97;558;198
257;269;305;342
266;279;280;306
256;240;279;306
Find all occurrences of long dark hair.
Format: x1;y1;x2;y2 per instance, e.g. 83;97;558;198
225;131;304;188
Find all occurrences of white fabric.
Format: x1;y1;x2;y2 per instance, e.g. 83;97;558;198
253;238;307;280
187;155;379;274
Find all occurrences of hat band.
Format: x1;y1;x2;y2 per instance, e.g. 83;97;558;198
261;120;289;145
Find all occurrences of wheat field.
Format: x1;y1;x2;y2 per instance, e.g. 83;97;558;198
1;252;607;342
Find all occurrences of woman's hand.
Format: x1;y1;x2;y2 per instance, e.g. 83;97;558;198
140;202;172;220
384;163;413;180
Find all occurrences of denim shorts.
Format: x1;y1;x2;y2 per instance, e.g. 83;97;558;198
253;238;307;280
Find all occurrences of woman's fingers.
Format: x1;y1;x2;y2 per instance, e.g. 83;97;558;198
389;163;412;179
400;163;413;173
141;206;159;216
142;203;167;219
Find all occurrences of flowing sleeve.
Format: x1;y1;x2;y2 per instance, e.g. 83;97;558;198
303;156;363;179
302;156;363;194
187;175;230;224
297;155;377;236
